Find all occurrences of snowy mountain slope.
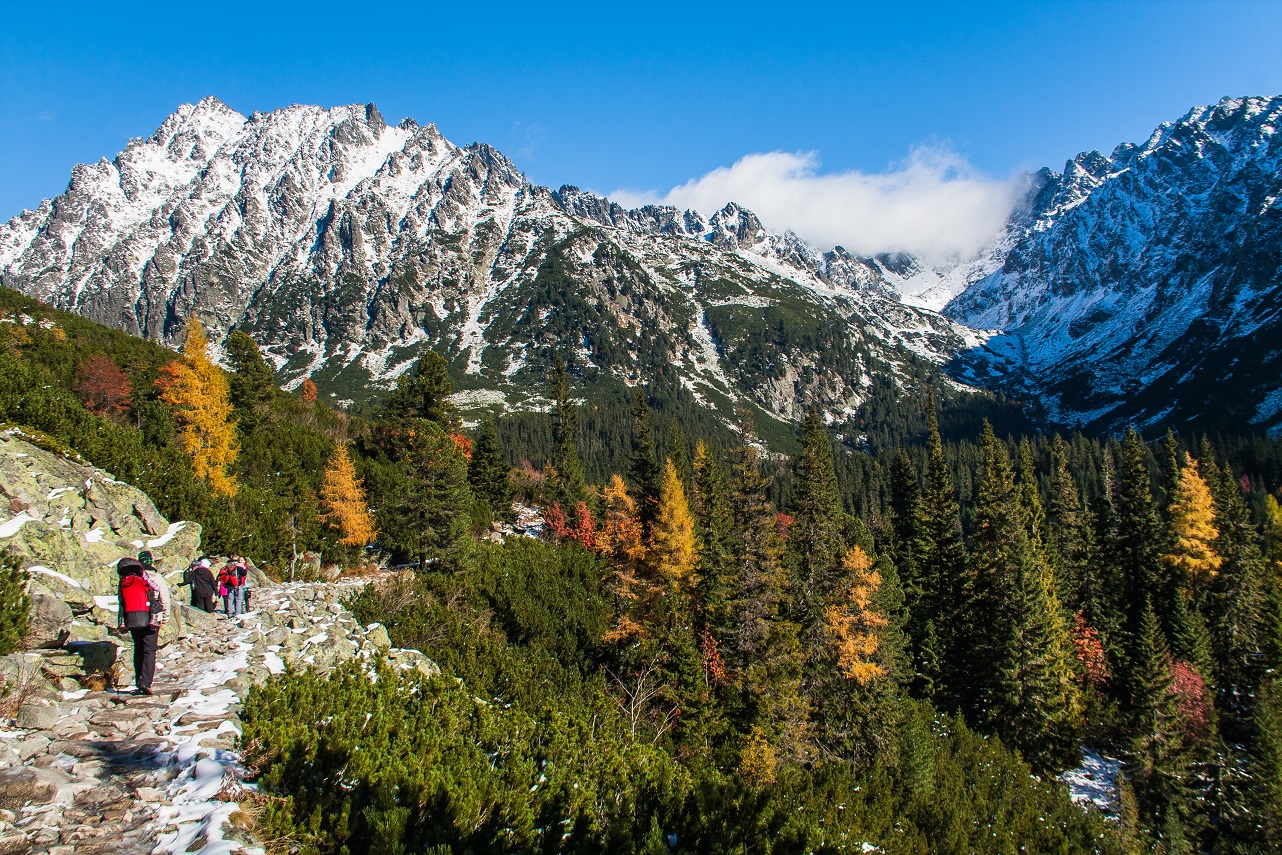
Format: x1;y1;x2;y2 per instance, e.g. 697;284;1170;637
0;97;977;423
943;96;1282;433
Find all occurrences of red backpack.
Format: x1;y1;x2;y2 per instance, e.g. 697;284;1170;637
118;559;161;629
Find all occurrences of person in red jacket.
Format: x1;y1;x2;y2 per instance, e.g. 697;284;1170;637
116;552;171;695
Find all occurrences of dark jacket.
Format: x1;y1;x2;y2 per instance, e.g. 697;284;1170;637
188;566;217;599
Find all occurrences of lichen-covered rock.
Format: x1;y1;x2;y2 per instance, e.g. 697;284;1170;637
0;432;207;656
0;433;203;599
25;594;72;650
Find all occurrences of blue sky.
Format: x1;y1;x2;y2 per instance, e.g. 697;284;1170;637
2;0;1280;229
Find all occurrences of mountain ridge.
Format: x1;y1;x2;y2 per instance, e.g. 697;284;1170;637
0;96;978;426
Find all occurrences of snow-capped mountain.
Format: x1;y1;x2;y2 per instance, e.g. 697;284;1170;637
944;96;1282;433
0;97;976;423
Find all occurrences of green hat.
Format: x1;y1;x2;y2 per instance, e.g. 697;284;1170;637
138;550;154;565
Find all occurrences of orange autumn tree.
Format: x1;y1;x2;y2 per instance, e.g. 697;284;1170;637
74;354;132;422
319;444;377;547
157;319;238;496
600;474;652;642
822;546;888;685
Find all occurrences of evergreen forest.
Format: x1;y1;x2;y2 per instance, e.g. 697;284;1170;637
3;285;1282;853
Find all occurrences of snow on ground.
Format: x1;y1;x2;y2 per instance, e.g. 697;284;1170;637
0;511;36;538
147;521;188;549
1061;749;1121;818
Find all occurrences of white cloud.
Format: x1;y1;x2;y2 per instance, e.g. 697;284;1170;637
610;146;1024;264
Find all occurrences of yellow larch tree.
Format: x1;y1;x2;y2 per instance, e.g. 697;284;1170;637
319;443;377;547
1164;453;1222;585
649;459;699;587
157;319;239;496
822;546;888;685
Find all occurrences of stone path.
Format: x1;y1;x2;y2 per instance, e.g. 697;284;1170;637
0;575;432;855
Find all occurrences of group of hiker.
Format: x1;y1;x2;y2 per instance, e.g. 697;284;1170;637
114;550;254;695
180;554;251;617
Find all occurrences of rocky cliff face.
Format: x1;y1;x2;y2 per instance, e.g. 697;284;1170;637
0;429;206;649
0;98;975;423
943;96;1282;433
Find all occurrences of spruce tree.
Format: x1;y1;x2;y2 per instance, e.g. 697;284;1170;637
1204;458;1269;722
728;434;807;762
971;422;1083;769
667;423;693;493
912;391;967;707
224;329;275;417
386;350;458;427
1046;434;1094;618
1254;677;1282;848
550;359;588;509
887;449;920;583
630;387;660;529
1114;430;1167;706
693;441;736;645
1128;602;1195;852
789;408;847;641
370;422;471;572
1016;437;1046;548
468;416;512;521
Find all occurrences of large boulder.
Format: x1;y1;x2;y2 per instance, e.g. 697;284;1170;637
0;432;203;601
24;594;72;650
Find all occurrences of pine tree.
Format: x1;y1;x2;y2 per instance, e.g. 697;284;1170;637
630;387;660;529
386;350;458;427
971;422;1083;769
468;416;512;521
728;435;808;762
913;391;968;707
319;444;377;548
1016;437;1046;548
789;409;847;641
224;329;275;414
1046;434;1095;619
0;551;30;655
1163;453;1222;587
157;318;239;496
549;359;588;509
1114;430;1166;706
692;441;736;644
1128;602;1195;852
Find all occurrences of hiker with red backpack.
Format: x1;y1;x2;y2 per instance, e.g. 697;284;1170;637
116;550;172;695
219;555;247;618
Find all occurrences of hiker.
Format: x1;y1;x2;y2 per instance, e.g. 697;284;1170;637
219;556;246;618
182;557;218;613
235;555;252;612
116;553;171;695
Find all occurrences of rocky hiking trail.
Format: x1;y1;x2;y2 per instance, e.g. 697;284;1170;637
0;575;437;855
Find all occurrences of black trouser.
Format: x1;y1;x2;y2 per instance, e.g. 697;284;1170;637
129;626;159;692
193;593;215;613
